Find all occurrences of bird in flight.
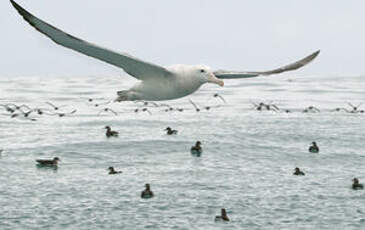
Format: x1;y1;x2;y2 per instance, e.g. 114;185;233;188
10;0;319;102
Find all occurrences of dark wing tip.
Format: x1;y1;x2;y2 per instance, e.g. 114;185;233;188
10;0;36;26
11;0;30;17
310;49;321;59
10;0;86;45
299;49;321;66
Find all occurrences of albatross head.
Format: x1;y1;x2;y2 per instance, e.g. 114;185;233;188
194;65;224;87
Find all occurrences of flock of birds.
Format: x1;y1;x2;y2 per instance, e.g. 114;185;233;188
251;102;365;113
3;120;360;223
2;95;365;123
1;95;364;204
4;0;361;225
0;93;228;121
0;102;77;121
1;97;364;222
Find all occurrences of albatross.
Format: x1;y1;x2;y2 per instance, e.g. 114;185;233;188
10;0;320;101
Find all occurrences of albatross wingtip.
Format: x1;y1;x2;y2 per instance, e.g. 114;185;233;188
10;0;21;10
10;0;32;20
311;50;321;58
307;49;321;62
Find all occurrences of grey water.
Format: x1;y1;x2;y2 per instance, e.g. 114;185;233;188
0;74;364;229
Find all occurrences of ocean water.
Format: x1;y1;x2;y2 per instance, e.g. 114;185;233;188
0;74;364;229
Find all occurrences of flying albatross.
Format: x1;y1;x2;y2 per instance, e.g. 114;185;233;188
10;0;320;101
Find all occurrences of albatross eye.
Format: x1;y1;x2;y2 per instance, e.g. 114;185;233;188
200;69;205;73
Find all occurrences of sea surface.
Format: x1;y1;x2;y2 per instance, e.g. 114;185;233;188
0;74;364;229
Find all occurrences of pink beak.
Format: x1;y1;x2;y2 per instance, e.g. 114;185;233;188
208;73;224;87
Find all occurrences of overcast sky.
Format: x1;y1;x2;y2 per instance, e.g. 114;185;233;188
1;0;364;77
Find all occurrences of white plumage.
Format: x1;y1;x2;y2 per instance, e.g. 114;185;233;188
10;0;319;101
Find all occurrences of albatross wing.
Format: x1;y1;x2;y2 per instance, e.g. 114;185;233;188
214;50;320;79
10;0;172;80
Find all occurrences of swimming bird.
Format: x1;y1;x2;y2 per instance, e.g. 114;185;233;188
10;0;319;102
108;166;122;175
36;157;60;166
352;178;364;190
165;127;178;135
293;167;305;176
308;142;319;153
191;141;203;156
141;184;154;199
105;126;119;138
215;208;230;222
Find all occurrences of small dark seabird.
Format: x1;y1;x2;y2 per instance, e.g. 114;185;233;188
165;127;178;135
134;108;152;115
347;102;363;113
302;106;320;113
98;108;118;116
45;101;66;111
252;102;279;112
108;166;122;175
352;178;364;190
105;126;119;138
141;184;154;199
189;99;200;112
293;167;305;176
43;109;77;117
191;141;202;156
213;93;226;104
215;208;230;222
36;157;60;167
308;142;319;153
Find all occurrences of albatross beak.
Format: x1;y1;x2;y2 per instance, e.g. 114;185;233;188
208;73;224;87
